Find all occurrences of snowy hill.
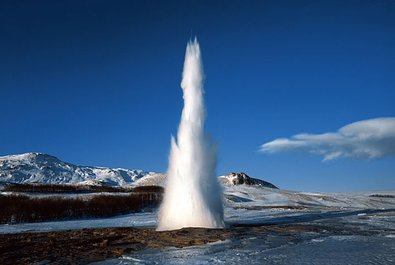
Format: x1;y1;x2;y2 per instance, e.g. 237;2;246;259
0;153;155;187
133;173;166;187
0;153;278;189
133;172;278;189
219;172;278;189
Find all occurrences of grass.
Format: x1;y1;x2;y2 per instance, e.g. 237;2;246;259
0;185;163;224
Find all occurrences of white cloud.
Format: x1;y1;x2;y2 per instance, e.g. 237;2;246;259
260;117;395;160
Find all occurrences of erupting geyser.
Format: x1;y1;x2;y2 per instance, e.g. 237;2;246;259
157;38;224;231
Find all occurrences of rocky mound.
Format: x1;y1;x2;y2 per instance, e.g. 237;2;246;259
219;172;278;189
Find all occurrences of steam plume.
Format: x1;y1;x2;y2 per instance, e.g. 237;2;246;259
157;39;224;231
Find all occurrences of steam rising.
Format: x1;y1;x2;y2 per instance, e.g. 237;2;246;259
157;39;224;231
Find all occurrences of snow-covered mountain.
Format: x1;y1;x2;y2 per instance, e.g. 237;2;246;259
219;172;278;189
0;153;278;189
0;153;156;187
131;172;278;189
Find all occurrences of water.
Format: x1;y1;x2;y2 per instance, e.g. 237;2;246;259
157;39;224;231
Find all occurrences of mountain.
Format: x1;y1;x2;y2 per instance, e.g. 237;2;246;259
134;172;278;189
0;153;155;187
219;172;278;189
133;172;166;187
0;153;278;189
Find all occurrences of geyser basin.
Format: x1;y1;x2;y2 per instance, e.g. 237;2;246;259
157;39;224;231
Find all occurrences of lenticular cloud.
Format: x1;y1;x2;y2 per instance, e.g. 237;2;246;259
260;117;395;160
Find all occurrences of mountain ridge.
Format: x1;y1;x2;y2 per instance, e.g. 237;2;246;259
0;153;153;187
0;153;278;189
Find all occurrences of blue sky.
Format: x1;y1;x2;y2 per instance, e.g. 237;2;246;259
0;1;394;191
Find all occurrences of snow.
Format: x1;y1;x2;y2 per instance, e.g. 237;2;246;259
88;203;395;265
93;235;395;265
223;185;395;210
1;154;394;263
0;184;394;264
1;187;394;234
0;153;281;190
0;153;155;187
0;212;156;234
218;172;278;188
133;173;166;187
0;153;280;191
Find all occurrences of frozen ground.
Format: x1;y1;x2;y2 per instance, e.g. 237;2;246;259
95;187;395;265
0;212;156;234
1;186;394;264
96;234;395;265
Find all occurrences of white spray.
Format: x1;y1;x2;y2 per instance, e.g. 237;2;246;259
157;38;224;231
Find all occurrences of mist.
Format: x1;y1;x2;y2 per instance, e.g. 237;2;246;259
157;39;224;231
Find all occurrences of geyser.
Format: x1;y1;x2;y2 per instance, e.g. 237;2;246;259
157;39;224;231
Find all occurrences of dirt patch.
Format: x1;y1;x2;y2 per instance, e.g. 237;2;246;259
0;227;230;264
0;222;378;265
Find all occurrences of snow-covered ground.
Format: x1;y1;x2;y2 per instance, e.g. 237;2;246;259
0;212;156;234
1;185;394;264
223;185;395;210
93;187;395;265
95;234;395;265
1;186;394;234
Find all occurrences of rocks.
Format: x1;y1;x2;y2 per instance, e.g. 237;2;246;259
219;172;278;189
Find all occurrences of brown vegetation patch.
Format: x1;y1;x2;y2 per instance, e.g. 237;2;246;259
369;194;395;199
0;191;162;224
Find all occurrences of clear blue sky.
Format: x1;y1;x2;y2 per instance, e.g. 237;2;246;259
1;1;394;191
